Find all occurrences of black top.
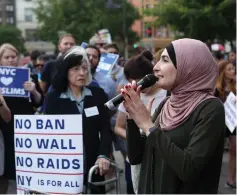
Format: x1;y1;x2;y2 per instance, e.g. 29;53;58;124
127;98;225;194
0;74;43;179
41;59;61;86
44;86;112;183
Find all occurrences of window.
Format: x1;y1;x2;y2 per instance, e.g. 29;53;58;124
25;29;37;41
5;5;14;12
6;17;14;24
24;8;33;22
145;4;153;9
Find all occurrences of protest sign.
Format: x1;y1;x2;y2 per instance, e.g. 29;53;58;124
81;42;88;48
98;29;112;44
0;66;30;98
14;115;84;194
224;92;237;133
97;53;119;75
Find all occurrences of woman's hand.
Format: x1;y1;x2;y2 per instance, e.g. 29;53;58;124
23;81;36;93
95;158;110;176
121;81;154;133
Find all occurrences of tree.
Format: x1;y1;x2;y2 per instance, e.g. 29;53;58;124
34;0;140;47
146;0;236;43
0;26;25;53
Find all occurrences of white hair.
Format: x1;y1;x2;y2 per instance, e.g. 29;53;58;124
64;46;92;86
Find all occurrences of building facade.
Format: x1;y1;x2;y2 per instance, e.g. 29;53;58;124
128;0;174;50
15;0;54;52
15;0;38;41
0;0;16;25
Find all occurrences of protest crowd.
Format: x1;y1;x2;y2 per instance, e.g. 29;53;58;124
0;30;236;194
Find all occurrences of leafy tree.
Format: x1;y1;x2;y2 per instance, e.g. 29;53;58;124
34;0;140;47
146;0;236;43
0;26;25;53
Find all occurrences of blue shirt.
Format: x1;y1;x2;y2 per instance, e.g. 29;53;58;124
107;64;128;87
60;87;92;113
94;71;116;99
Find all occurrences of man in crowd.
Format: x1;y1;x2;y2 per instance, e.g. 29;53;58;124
40;34;76;94
85;45;116;100
24;50;41;74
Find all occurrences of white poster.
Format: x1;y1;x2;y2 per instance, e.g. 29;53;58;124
224;92;237;133
14;115;84;194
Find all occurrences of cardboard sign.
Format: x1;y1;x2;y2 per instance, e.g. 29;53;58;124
0;66;30;98
97;53;119;75
224;92;237;133
14;115;84;194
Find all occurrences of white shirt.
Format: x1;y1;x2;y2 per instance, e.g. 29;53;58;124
118;88;167;115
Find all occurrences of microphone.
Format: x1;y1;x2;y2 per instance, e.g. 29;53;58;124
104;74;158;110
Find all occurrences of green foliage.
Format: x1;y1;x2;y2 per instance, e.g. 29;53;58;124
0;26;25;53
34;0;140;46
147;0;236;42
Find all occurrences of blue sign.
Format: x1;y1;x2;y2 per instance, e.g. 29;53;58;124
97;53;119;75
80;42;88;48
0;66;30;98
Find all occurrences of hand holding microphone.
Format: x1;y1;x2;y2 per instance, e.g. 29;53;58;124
118;76;156;133
104;74;158;110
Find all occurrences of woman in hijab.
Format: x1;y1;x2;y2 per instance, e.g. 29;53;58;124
121;39;225;194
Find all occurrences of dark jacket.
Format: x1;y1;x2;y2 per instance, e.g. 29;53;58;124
127;98;225;194
44;86;112;185
0;74;43;179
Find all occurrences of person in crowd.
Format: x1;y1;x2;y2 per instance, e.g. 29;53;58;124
115;50;167;194
35;55;47;80
89;34;106;52
213;51;225;63
122;39;225;194
0;43;43;194
215;60;236;190
229;50;236;66
24;50;41;74
20;52;31;66
0;54;12;193
85;45;116;100
40;34;76;94
44;46;112;194
103;43;128;93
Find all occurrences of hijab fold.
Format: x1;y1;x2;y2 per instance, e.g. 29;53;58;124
158;39;218;130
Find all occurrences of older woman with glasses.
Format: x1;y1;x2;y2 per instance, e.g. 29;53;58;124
44;46;112;194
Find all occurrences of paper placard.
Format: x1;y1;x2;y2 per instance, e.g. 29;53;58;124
14;115;84;194
0;66;30;98
224;92;237;133
97;53;119;75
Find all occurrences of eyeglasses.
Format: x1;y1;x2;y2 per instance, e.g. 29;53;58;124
70;66;89;73
35;64;44;68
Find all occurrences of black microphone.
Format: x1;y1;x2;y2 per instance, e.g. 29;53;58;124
104;74;158;110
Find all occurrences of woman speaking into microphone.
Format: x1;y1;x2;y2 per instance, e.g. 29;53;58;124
121;39;225;194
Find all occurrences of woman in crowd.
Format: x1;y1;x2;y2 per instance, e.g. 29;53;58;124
115;50;167;193
44;46;112;194
215;60;236;190
0;43;43;193
121;39;225;194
